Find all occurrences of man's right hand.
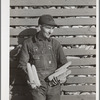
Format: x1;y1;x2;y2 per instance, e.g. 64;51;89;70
27;80;37;89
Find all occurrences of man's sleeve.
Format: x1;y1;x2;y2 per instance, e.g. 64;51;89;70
19;41;29;74
57;43;68;68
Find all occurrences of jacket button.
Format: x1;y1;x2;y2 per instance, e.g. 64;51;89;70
49;61;51;64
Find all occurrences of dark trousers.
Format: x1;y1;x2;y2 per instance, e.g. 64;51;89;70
30;84;61;100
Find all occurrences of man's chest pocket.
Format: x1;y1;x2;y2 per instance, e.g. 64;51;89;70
33;55;41;63
33;55;40;60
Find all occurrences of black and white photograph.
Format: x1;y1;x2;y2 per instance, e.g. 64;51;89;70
1;0;99;100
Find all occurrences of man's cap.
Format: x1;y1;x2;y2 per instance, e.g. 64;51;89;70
38;14;57;27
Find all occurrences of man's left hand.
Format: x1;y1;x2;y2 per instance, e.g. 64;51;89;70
50;77;60;86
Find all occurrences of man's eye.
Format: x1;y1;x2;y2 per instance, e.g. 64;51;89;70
47;27;54;29
44;26;54;29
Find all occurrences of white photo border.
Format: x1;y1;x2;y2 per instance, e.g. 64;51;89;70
1;0;99;100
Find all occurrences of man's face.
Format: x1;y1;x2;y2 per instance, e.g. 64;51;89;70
40;25;55;39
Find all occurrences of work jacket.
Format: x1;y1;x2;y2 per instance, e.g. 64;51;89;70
19;32;67;87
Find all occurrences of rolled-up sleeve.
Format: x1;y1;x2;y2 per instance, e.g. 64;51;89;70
19;41;29;74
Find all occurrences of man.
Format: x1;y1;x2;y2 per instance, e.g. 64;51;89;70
19;14;67;100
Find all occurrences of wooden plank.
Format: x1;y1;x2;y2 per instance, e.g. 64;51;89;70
69;67;96;75
10;37;96;45
10;9;96;17
61;95;96;100
66;77;96;84
10;0;96;6
63;49;96;56
10;18;96;26
61;85;96;92
56;37;96;45
68;58;96;66
10;27;96;36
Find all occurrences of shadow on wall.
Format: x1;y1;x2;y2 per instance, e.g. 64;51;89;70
17;28;37;45
10;28;37;100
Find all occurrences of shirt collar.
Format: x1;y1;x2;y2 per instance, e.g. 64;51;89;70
35;32;51;42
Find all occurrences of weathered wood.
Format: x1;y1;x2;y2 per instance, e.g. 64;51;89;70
56;37;96;45
64;49;96;56
61;85;96;92
10;0;96;6
10;27;96;36
10;18;96;26
10;37;96;45
68;58;96;66
69;67;96;75
61;95;96;100
66;77;96;84
10;9;96;17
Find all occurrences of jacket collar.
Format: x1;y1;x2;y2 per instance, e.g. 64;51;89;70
34;32;51;42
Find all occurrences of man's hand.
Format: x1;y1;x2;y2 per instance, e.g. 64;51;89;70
49;77;60;86
27;80;37;89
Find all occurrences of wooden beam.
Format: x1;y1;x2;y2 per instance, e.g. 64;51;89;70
61;85;96;92
61;95;96;100
10;9;96;17
10;0;96;6
10;18;96;26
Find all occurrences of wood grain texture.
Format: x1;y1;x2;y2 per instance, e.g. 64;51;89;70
68;58;96;66
63;49;96;56
10;18;96;26
61;95;95;100
61;85;96;92
10;0;96;6
10;9;96;17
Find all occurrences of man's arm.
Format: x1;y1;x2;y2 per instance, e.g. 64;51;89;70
18;41;29;74
49;40;68;86
57;43;68;68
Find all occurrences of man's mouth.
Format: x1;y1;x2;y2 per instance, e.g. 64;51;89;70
48;32;51;35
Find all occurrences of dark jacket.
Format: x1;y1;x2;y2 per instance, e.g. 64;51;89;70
19;33;67;86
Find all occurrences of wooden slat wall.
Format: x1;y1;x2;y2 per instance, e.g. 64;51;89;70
10;9;96;17
10;18;96;26
10;0;96;100
10;0;96;6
